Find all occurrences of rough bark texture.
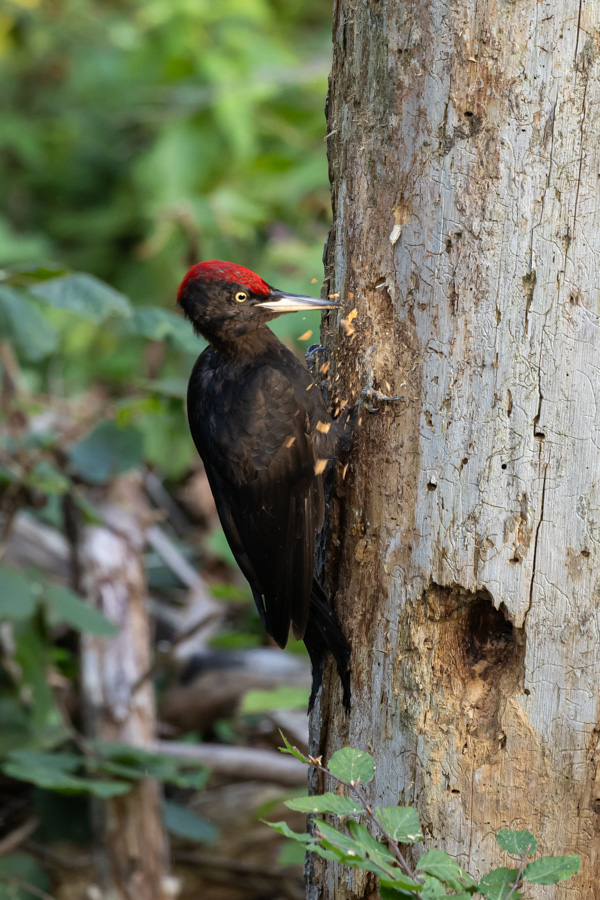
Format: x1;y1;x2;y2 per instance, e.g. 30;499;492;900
310;1;600;897
80;478;172;900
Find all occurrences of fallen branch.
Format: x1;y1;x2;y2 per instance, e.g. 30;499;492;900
149;741;306;786
0;817;39;857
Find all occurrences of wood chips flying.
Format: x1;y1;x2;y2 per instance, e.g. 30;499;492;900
341;307;358;336
316;421;331;434
298;330;313;340
314;459;327;475
285;436;296;448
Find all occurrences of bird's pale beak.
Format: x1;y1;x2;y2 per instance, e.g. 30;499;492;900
256;289;342;313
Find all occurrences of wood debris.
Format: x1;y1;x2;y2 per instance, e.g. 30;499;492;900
316;421;331;434
285;436;296;448
298;330;313;341
314;459;327;475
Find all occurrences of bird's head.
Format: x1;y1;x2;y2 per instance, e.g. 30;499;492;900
177;260;341;343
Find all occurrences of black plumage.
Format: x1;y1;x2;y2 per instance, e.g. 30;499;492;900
178;260;354;711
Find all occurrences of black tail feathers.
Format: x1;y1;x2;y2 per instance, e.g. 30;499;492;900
303;579;351;713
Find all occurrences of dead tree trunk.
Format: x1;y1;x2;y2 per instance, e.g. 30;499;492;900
310;1;600;897
80;476;172;900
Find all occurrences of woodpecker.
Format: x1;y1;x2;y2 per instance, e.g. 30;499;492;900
177;260;358;711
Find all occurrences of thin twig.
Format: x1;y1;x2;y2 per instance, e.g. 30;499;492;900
504;847;531;900
353;782;415;876
0;817;39;857
307;756;417;880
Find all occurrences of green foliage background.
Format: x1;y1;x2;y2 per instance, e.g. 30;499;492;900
1;0;332;435
0;0;333;893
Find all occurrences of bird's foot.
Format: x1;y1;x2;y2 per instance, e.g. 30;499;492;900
305;345;330;381
360;384;404;413
358;346;403;413
305;344;327;361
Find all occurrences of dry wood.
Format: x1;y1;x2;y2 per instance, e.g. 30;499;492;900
312;1;600;898
79;480;172;900
149;740;306;786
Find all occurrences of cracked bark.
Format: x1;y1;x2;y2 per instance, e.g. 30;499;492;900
309;2;600;898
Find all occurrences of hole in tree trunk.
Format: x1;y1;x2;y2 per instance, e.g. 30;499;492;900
401;584;526;757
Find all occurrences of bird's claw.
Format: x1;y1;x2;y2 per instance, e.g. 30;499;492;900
360;385;404;413
305;344;327;361
358;346;403;413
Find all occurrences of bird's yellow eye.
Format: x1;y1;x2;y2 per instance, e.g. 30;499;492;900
235;291;247;303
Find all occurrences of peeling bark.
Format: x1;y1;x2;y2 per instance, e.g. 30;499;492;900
79;478;172;900
310;1;600;897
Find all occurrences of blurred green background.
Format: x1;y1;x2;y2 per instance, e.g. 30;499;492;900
1;0;332;428
0;1;333;895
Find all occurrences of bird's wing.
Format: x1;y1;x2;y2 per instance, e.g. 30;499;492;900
191;364;326;647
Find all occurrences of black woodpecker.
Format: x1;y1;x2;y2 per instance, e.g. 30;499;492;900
178;260;359;711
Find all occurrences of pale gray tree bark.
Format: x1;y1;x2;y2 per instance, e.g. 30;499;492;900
79;477;174;900
310;0;600;897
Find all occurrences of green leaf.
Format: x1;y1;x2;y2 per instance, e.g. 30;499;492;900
67;420;144;484
375;806;423;843
0;853;50;900
30;274;131;323
12;626;68;748
523;855;580;884
279;730;311;765
25;460;70;496
0;285;58;362
496;829;537;856
328;747;375;785
91;741;209;788
0;567;36;619
84;779;134;798
314;820;370;860
263;820;314;844
285;792;363;816
242;685;308;713
124;307;202;354
2;750;130;797
416;849;476;891
378;873;423;892
477;867;521;900
380;886;421;899
279;840;306;867
163;800;217;845
420;874;448;898
346;820;397;868
45;584;118;637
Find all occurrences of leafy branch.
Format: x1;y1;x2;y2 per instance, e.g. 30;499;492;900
268;736;581;899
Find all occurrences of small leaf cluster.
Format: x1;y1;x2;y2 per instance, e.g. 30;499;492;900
269;737;580;899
